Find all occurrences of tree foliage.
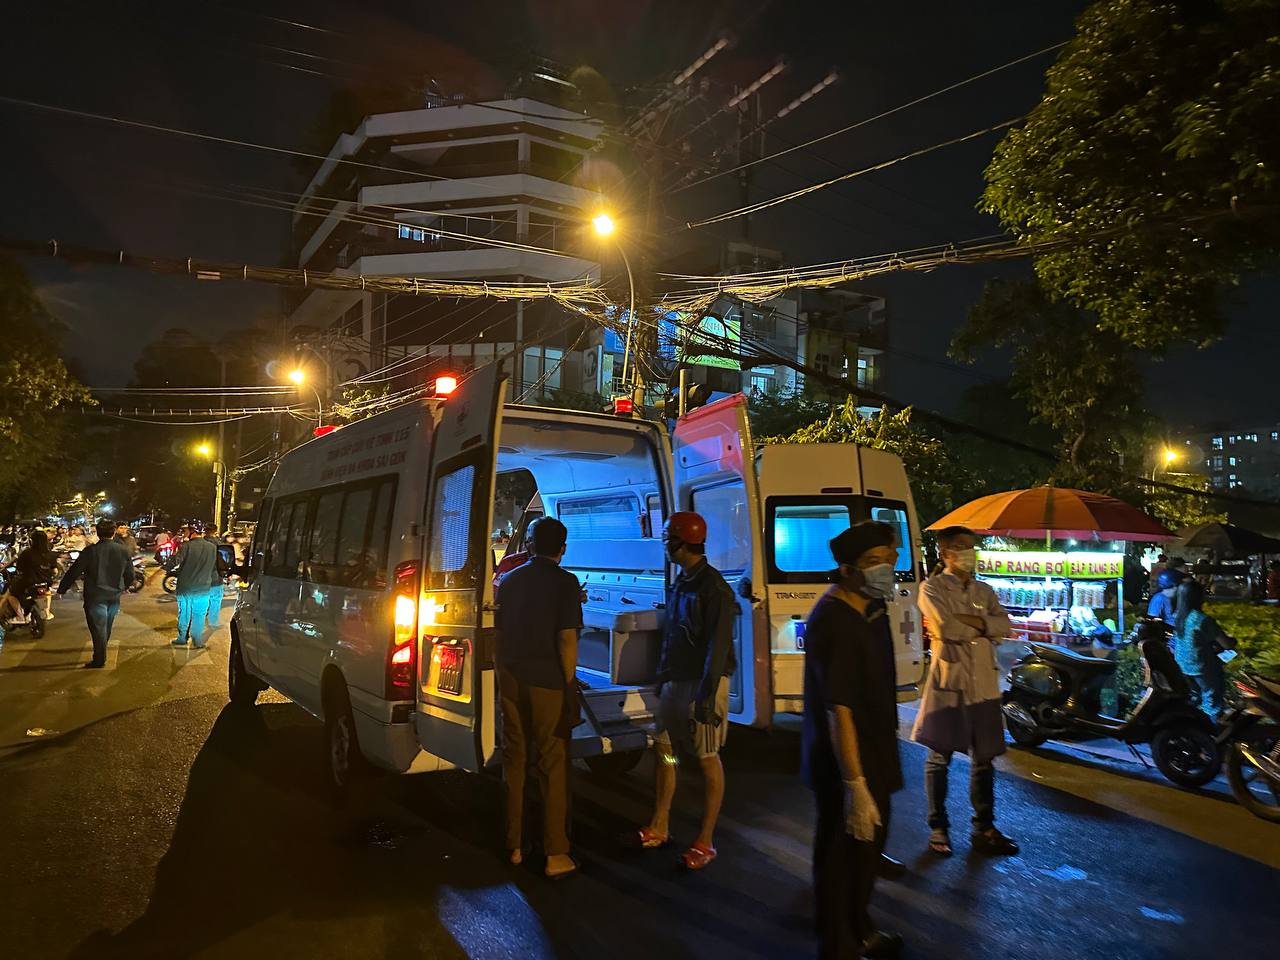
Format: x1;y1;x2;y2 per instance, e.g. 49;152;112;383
952;279;1149;494
765;400;978;526
0;257;94;519
982;0;1280;348
1146;471;1229;530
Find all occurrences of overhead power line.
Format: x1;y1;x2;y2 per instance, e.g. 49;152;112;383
671;39;1068;196
686;116;1025;228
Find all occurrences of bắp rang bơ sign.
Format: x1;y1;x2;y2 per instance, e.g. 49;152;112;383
976;551;1123;580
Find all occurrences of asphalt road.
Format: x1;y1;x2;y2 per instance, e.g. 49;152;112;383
2;581;1279;960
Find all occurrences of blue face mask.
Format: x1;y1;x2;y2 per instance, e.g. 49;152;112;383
861;563;896;600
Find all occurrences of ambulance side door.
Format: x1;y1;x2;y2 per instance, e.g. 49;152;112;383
671;394;770;727
415;366;505;771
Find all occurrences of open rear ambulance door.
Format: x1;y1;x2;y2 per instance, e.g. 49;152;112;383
415;366;505;772
671;393;770;727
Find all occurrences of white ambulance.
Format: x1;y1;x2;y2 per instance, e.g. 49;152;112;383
229;366;924;788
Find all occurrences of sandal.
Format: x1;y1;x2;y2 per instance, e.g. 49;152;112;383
634;826;670;849
971;828;1020;856
679;841;717;870
928;829;953;857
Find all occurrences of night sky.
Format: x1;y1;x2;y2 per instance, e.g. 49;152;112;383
1;0;1274;427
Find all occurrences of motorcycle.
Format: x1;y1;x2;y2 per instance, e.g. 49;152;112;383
1002;618;1222;788
1224;669;1280;822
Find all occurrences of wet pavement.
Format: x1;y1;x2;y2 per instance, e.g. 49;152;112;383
2;584;1278;959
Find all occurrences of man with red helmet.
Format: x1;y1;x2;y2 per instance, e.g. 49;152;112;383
635;511;737;870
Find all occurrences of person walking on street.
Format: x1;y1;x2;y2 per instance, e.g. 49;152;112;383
172;520;218;648
114;523;139;557
57;520;142;668
494;516;582;879
803;522;905;960
912;526;1019;857
635;511;736;871
1173;579;1236;721
63;525;87;552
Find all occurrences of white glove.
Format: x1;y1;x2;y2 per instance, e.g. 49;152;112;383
843;776;881;842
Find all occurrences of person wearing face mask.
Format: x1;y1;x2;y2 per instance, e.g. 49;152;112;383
802;521;904;960
1146;568;1185;623
911;525;1018;858
634;511;737;871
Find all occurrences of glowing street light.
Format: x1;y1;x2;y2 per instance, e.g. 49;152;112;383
591;212;616;237
195;443;213;458
589;210;637;406
1163;448;1180;465
288;368;306;385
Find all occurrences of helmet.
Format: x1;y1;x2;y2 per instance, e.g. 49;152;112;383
1156;569;1185;591
187;519;206;534
664;511;707;546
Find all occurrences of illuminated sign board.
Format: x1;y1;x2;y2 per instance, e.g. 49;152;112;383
976;551;1123;580
685;310;741;370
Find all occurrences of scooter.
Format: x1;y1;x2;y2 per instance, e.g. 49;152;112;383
1225;668;1280;822
1002;618;1222;787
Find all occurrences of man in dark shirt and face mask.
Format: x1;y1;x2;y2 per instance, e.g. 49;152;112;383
802;521;904;960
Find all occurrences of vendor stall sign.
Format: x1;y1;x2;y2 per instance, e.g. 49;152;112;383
977;551;1123;580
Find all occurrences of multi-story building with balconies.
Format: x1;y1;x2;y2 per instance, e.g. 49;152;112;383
284;94;605;402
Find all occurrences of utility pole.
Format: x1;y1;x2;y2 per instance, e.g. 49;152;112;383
216;354;227;532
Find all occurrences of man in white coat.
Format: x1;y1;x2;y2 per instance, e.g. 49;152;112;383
912;525;1019;858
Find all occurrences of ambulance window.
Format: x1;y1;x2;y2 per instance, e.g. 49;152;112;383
427;464;477;589
366;478;396;588
770;501;854;577
693;481;751;575
645;493;663;538
264;500;294;577
558;494;640;539
336;486;374;586
308;490;344;579
866;501;915;581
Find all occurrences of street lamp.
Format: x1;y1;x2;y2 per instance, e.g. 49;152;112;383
288;367;324;429
591;211;638;405
194;442;227;532
1152;446;1181;481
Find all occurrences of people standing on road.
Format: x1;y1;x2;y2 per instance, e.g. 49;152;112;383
1173;579;1236;721
206;535;231;630
635;511;737;871
1147;569;1185;623
1148;553;1169;591
63;525;87;552
494;516;582;880
912;525;1019;858
114;523;138;557
802;522;904;960
57;520;143;669
1268;560;1280;601
171;520;218;649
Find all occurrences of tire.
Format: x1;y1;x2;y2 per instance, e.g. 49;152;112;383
584;749;645;778
1226;734;1280;823
1151;722;1221;788
324;680;366;793
29;612;44;639
162;575;178;594
227;636;261;707
1005;713;1047;748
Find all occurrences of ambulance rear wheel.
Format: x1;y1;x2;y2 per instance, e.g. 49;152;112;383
584;750;644;778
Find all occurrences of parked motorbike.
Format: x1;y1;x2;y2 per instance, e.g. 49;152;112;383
1224;670;1280;822
1002;618;1222;787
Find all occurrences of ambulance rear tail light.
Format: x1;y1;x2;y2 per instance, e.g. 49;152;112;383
613;396;634;416
387;560;420;700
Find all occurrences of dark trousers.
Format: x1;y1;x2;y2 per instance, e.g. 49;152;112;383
813;784;889;959
499;668;570;856
925;749;994;831
84;599;121;666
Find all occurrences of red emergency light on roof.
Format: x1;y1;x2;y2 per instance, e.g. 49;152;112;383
434;375;458;397
613;396;634;416
313;424;340;438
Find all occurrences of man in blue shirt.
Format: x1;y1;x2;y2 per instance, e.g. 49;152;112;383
1147;568;1185;623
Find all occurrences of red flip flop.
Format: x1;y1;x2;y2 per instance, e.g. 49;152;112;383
680;841;717;870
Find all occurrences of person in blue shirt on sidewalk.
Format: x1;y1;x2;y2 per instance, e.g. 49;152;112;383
171;520;218;648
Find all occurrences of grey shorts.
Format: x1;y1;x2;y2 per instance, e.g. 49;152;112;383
654;676;730;760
